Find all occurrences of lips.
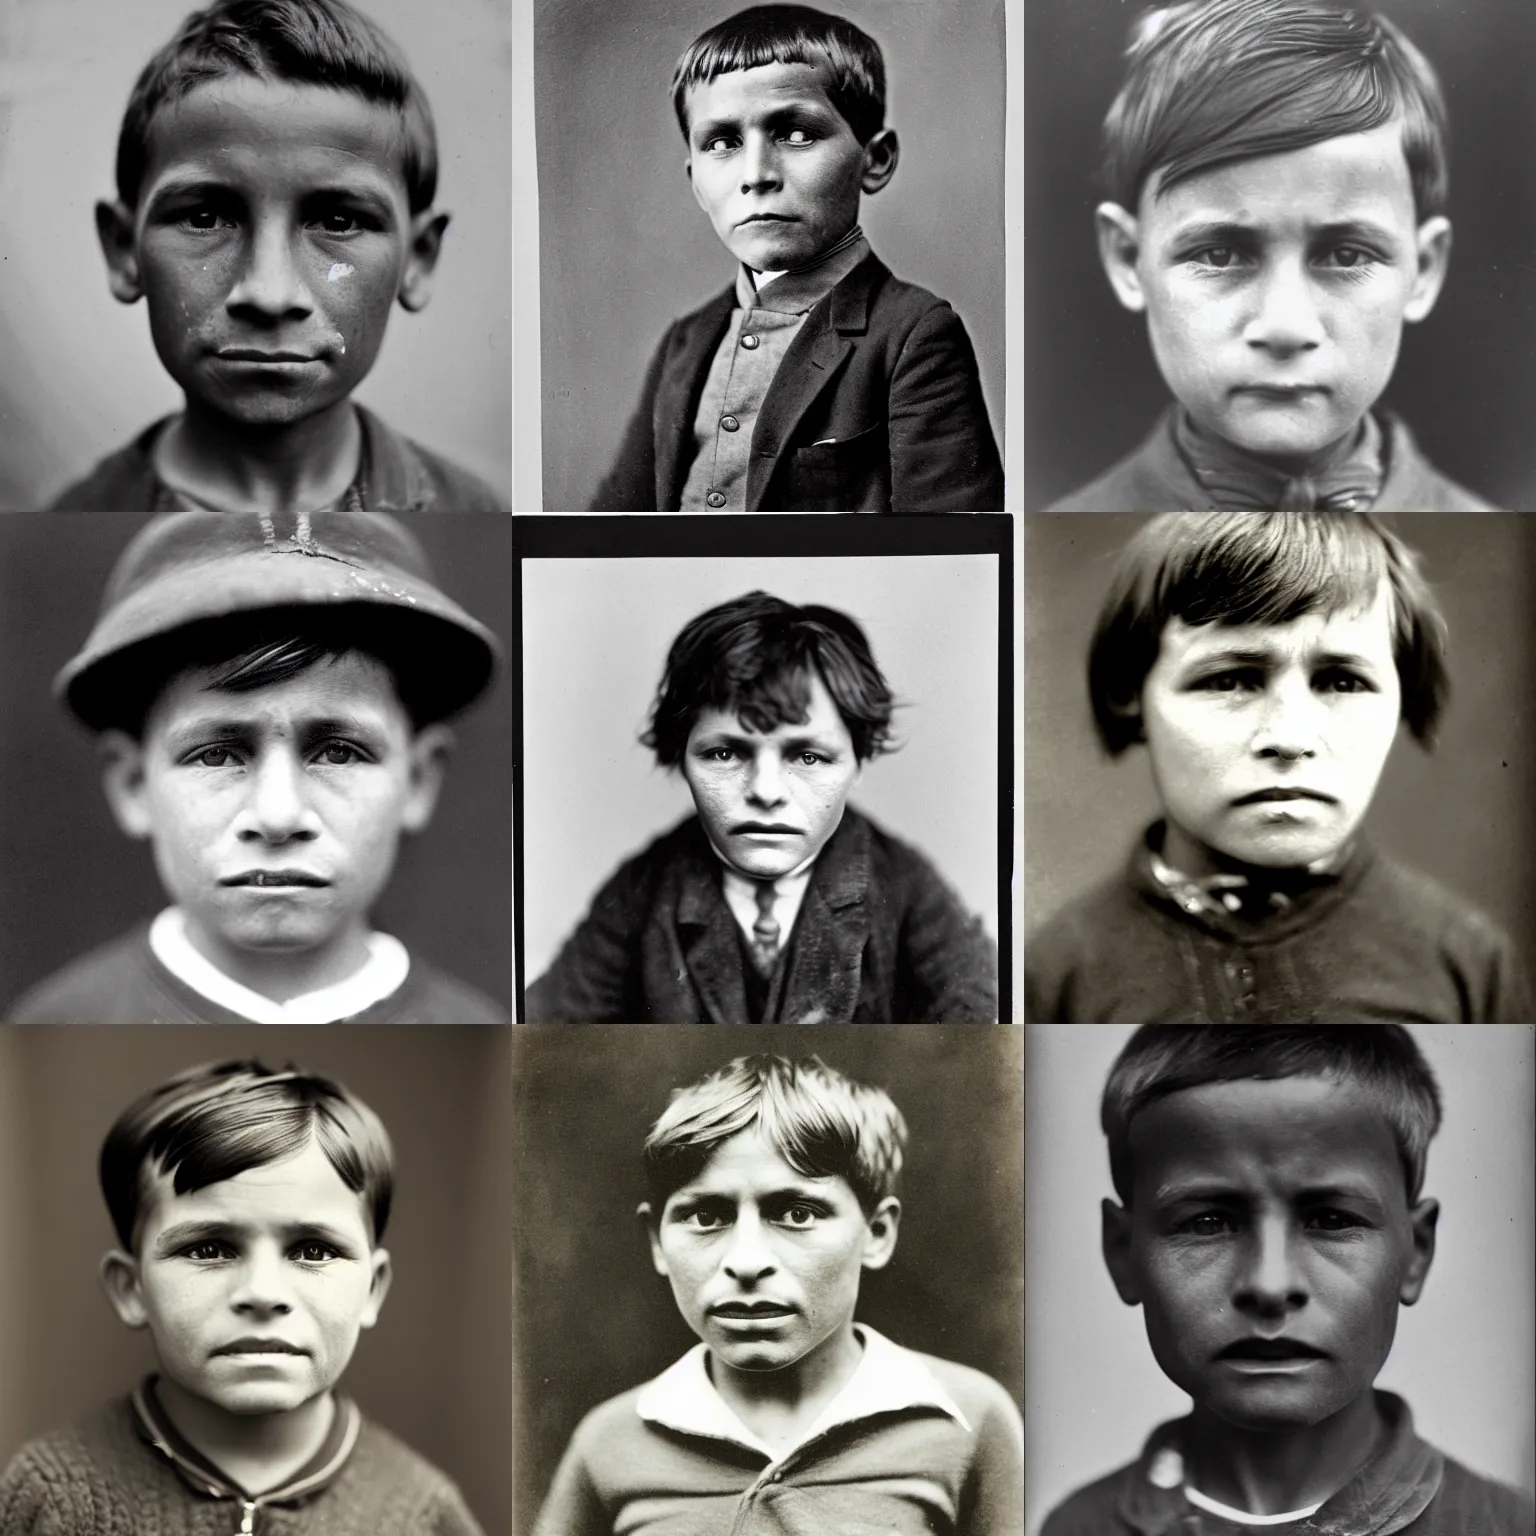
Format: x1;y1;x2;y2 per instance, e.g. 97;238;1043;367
730;822;801;835
1217;1337;1328;1360
709;1300;795;1318
1234;383;1329;397
737;213;796;226
220;870;330;887
213;1337;308;1356
1232;788;1337;807
215;348;320;363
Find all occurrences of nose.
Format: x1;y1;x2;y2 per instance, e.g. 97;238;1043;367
723;1211;777;1285
225;214;314;323
1233;1213;1307;1319
1250;674;1321;762
746;750;788;809
229;1247;295;1317
236;749;321;844
1243;257;1324;356
740;132;783;194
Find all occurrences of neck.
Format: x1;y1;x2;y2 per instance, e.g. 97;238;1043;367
181;911;373;1005
1183;409;1368;478
157;399;361;515
154;1375;335;1497
1184;1391;1384;1517
710;1321;863;1447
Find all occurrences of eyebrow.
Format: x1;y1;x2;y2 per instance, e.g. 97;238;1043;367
1180;646;1383;672
691;729;842;750
151;1219;360;1254
691;98;836;140
145;177;397;220
1152;1181;1388;1212
163;711;390;745
671;1181;832;1205
1166;217;1402;249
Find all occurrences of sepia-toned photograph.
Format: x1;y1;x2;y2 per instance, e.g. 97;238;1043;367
1026;1024;1536;1536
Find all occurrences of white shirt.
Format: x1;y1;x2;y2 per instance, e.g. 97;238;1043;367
716;855;816;958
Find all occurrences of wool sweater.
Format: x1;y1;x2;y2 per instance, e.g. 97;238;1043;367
1040;1391;1534;1536
1025;824;1531;1023
0;1394;483;1536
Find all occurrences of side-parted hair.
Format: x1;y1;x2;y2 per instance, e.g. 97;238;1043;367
100;1059;394;1252
1088;512;1449;757
116;0;438;214
1102;1025;1442;1206
672;4;886;145
643;591;898;767
643;1054;907;1215
1102;0;1450;220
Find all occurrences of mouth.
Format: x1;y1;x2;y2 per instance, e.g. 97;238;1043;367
213;1338;308;1357
215;348;321;363
709;1301;796;1319
1233;384;1330;400
1217;1337;1328;1362
737;213;797;226
730;822;801;836
219;870;330;888
1231;788;1337;807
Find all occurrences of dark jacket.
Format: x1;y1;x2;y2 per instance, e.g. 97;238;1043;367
44;405;508;513
525;809;998;1023
1025;823;1531;1023
590;254;1003;512
1046;409;1492;511
1040;1392;1534;1536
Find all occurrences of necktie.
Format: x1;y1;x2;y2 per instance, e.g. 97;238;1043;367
750;880;780;976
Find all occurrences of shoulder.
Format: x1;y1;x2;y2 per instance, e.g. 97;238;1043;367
913;1353;1023;1440
43;421;169;512
0;1398;146;1511
593;817;711;893
356;406;508;513
1360;852;1517;956
1038;1458;1140;1536
1044;418;1181;511
1025;858;1149;1021
1377;414;1495;510
380;956;508;1024
558;1384;652;1467
846;810;987;923
1428;1449;1536;1533
348;1416;480;1521
5;926;164;1023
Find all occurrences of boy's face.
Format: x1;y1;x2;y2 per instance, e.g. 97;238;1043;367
684;61;897;272
102;652;449;976
1138;582;1401;873
681;667;862;881
103;1138;390;1418
645;1126;899;1378
1096;123;1451;467
97;77;447;430
1103;1075;1437;1434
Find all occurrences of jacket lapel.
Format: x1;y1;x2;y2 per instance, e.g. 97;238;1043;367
654;288;735;511
778;813;870;1023
674;847;750;1025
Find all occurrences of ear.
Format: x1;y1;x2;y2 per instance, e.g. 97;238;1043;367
1102;1198;1142;1306
686;158;709;216
1402;217;1452;325
860;128;899;196
95;200;143;305
638;1201;670;1278
1095;201;1147;314
397;210;450;313
1398;1197;1438;1305
860;1196;901;1272
397;723;455;834
99;731;154;841
100;1249;150;1329
358;1247;394;1329
1106;690;1145;745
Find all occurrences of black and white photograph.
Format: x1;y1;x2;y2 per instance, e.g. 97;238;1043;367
1025;511;1536;1023
1025;0;1536;511
0;511;512;1024
513;1025;1023;1535
534;0;1007;512
0;1026;510;1536
0;0;511;513
1025;1024;1536;1536
517;517;1011;1023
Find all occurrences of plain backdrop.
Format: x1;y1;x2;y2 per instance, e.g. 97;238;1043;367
1023;513;1536;981
0;0;511;510
0;1025;511;1536
0;514;512;1016
521;551;1000;990
513;1024;1022;1534
1024;1023;1536;1536
1024;0;1536;510
535;0;1007;511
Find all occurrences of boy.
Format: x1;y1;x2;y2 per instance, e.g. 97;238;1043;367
534;1052;1023;1534
590;4;1003;512
525;591;997;1023
1042;1025;1535;1534
1024;512;1530;1022
0;1057;483;1534
1049;0;1490;512
48;0;505;514
5;508;506;1024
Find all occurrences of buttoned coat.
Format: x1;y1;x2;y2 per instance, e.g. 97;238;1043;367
590;254;1003;512
524;809;998;1023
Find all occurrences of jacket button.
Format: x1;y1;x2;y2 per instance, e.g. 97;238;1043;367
741;333;760;349
720;415;740;432
706;491;726;507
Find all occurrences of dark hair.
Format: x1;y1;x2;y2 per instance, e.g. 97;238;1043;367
643;591;897;767
1102;0;1449;220
115;0;438;214
1087;512;1449;756
643;1054;907;1216
1102;1026;1442;1207
671;4;886;144
100;1058;394;1251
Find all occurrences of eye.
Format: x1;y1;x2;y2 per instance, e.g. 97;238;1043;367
182;207;236;232
701;746;737;763
1180;1212;1235;1236
1306;1209;1365;1232
189;745;241;768
796;750;826;767
183;1241;233;1261
702;134;737;154
1191;245;1245;270
293;1240;342;1263
682;1206;731;1231
313;741;365;766
780;127;816;146
311;210;365;236
1326;245;1376;269
779;1203;820;1228
1315;668;1373;694
1196;669;1261;693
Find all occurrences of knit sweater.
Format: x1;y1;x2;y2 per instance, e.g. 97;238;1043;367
1025;824;1532;1023
0;1395;483;1536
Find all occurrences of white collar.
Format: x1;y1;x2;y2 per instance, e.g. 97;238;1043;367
1185;1485;1323;1525
149;907;409;1024
635;1323;970;1465
711;847;817;956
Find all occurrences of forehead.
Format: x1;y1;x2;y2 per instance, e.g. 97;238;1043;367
685;59;840;128
141;74;409;204
686;667;852;745
666;1126;852;1201
1127;1075;1406;1207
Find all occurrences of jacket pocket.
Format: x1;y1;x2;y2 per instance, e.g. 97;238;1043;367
783;419;889;511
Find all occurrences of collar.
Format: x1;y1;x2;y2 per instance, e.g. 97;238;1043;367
1116;1392;1442;1536
149;907;409;1024
131;1376;360;1515
719;859;817;952
735;228;871;314
1173;409;1383;511
635;1323;970;1466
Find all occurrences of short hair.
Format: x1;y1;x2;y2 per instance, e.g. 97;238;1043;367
672;5;886;145
100;1059;394;1252
116;0;438;214
1102;0;1450;220
643;1054;907;1215
1087;512;1449;757
643;591;898;767
1102;1025;1442;1207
